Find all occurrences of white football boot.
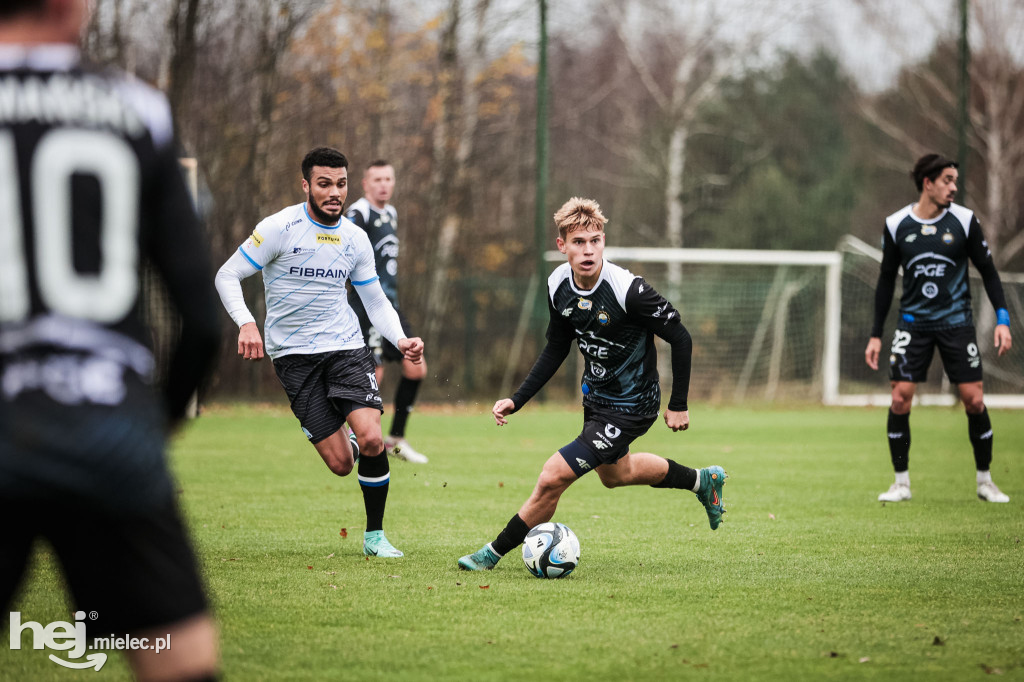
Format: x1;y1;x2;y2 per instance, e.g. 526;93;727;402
878;482;911;502
385;436;428;464
977;480;1010;503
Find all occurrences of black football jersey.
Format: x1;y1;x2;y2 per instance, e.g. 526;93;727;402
518;261;689;416
874;203;1006;333
0;46;219;507
346;197;399;307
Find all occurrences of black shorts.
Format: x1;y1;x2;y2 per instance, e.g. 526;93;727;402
888;325;983;384
0;498;207;637
355;306;411;366
273;349;383;443
558;406;658;477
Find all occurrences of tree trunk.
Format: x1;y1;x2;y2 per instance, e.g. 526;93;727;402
423;0;489;349
664;123;686;297
166;0;202;125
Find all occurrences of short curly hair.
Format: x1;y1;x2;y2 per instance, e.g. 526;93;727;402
301;147;348;182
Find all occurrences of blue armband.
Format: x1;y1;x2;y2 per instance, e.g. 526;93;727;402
996;308;1010;327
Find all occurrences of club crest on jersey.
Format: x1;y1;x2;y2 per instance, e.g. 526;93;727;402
249;229;264;247
578;298;592;310
316;233;341;244
596;310;610;325
942;232;954;244
921;225;937;236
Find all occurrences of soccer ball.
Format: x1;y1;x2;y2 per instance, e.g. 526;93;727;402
521;522;580;579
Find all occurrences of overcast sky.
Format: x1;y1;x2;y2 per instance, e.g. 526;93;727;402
396;0;1021;93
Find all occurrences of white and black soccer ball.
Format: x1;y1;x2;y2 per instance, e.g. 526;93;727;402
521;522;580;579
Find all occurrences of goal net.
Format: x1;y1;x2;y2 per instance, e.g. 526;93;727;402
545;242;1024;407
546;247;842;405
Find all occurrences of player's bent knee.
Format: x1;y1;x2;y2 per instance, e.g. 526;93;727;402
599;474;624;489
537;461;574;494
963;396;985;414
360;434;385;458
890;391;913;413
326;458;354;477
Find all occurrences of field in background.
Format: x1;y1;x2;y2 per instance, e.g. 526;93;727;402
3;404;1022;681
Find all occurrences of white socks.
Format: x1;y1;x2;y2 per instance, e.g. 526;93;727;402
977;470;992;485
894;471;910;486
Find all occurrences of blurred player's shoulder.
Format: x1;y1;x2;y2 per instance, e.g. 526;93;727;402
108;72;175;149
346;197;372;225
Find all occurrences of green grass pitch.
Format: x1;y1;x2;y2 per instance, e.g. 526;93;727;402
3;404;1022;680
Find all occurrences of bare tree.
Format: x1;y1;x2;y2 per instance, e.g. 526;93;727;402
165;0;202;123
601;0;789;293
854;0;1024;267
422;0;492;350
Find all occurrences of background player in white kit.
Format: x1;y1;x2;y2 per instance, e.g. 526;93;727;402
216;147;423;558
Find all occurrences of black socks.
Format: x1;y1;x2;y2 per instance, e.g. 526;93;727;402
491;514;530;557
652;459;699;491
887;410;910;472
390;377;421;438
967;407;993;471
357;449;390;532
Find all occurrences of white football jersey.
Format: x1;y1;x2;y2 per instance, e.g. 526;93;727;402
237;203;377;359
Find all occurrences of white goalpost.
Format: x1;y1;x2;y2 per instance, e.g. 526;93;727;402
545;242;1024;407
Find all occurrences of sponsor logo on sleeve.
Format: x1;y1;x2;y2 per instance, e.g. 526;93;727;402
250;229;264;247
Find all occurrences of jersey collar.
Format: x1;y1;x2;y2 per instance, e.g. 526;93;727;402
568;259;606;295
910;204;949;225
302;203;341;230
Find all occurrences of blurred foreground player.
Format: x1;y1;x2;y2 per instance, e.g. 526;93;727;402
459;198;727;571
865;153;1013;503
0;0;221;679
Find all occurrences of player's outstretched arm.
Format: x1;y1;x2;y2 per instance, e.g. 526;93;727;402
865;337;882;370
238;322;264;361
397;336;424;364
493;399;516;426
664;409;689;432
